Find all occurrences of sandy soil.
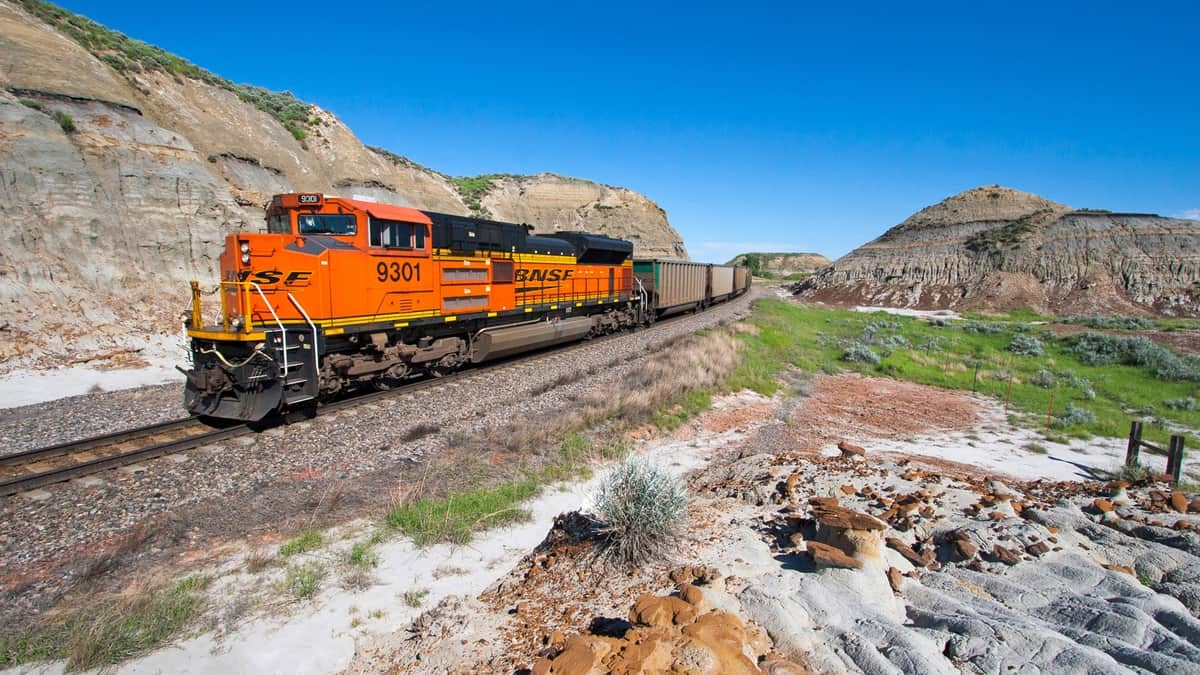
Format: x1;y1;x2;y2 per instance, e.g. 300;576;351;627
0;333;186;408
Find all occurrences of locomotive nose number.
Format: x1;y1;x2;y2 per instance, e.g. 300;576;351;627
377;261;421;283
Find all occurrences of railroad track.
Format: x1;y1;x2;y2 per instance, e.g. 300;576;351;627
1;292;755;498
0;418;251;497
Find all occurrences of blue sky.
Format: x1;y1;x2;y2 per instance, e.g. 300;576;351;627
53;1;1200;263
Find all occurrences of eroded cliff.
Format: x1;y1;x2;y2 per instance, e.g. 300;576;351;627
0;0;686;369
795;186;1200;315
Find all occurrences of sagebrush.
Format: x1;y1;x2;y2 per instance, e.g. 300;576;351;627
592;456;687;566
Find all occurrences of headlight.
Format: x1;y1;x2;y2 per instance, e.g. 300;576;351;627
240;242;250;254
241;253;251;264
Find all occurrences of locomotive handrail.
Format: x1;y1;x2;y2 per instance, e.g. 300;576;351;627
250;282;288;377
287;292;320;382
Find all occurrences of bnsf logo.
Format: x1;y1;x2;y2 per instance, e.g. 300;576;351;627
227;270;313;286
515;269;573;282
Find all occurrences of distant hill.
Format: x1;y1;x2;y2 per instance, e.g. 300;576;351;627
727;252;831;279
793;185;1200;315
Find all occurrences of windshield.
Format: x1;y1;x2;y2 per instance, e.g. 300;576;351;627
298;213;356;235
266;212;290;234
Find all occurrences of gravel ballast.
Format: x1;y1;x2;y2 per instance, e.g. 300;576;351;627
0;292;757;624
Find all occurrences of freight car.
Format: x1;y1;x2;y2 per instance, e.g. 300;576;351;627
632;259;751;319
181;193;749;422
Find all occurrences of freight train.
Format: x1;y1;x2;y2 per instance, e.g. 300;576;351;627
181;193;750;421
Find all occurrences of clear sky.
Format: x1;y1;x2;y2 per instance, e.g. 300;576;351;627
51;0;1200;263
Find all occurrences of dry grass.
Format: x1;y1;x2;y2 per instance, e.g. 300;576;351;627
243;548;274;574
379;329;741;547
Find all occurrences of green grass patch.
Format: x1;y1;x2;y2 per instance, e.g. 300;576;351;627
386;481;538;546
0;575;210;670
403;589;429;608
279;530;323;557
652;389;713;431
282;562;325;600
730;299;1200;446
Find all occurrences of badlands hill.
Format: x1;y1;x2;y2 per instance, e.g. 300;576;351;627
0;0;686;368
727;252;831;278
794;186;1200;315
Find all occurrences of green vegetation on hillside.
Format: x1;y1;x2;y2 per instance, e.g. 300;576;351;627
728;300;1200;447
963;210;1050;257
448;174;521;217
15;0;318;144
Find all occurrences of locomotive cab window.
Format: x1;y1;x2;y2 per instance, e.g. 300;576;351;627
298;213;356;235
266;212;291;234
369;217;426;250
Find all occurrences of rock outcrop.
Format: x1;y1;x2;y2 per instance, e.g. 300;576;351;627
727;252;831;279
794;185;1200;315
0;0;686;369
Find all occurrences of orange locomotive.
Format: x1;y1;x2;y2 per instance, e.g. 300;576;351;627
182;193;645;420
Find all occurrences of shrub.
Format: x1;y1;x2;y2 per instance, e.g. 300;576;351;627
279;530;322;557
1052;403;1097;428
1030;369;1057;388
1165;397;1198;411
961;321;1007;334
1062;315;1153;330
283;562;325;600
841;342;881;365
1006;334;1044;356
54;111;75;133
1071;332;1199;380
592;456;687;566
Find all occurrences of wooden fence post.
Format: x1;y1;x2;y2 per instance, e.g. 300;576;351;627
1166;435;1184;485
1125;421;1142;467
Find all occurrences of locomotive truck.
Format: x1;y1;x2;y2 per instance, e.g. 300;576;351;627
181;193;748;421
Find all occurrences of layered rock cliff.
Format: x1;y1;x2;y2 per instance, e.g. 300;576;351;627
794;186;1200;315
727;252;831;278
0;0;686;369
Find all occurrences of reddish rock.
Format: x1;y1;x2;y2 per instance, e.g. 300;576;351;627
886;537;933;567
550;635;612;675
840;484;857;495
807;541;863;569
784;473;799;496
838;440;866;457
1026;541;1050;556
630;593;695;628
988;511;1007;521
1092;498;1115;513
1174;520;1192;531
811;503;887;531
1191;497;1200;513
1169;491;1188;513
678;582;705;607
991;544;1021;565
809;496;839;509
887;566;903;592
1150;490;1167;502
678;611;763;674
953;538;978;561
1102;564;1135;576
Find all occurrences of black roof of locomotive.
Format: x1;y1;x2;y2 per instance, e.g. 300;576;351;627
422;211;630;259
